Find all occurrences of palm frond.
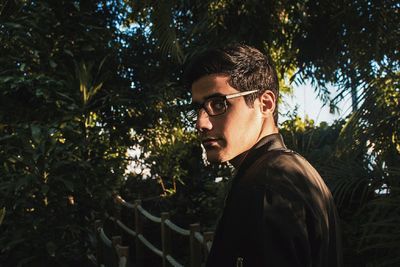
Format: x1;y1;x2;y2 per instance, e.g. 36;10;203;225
151;1;184;64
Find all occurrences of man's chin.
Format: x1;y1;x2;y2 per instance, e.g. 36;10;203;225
205;149;228;163
206;157;224;164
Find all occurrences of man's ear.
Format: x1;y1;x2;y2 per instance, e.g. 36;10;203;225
259;90;276;118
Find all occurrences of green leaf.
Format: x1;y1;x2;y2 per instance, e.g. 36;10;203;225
5;237;25;250
49;59;57;68
0;134;15;142
14;175;32;191
31;125;42;144
59;178;74;192
1;76;14;83
41;185;50;195
46;241;57;257
82;45;95;51
0;207;5;225
64;49;74;57
17;256;36;267
4;22;23;29
3;162;10;172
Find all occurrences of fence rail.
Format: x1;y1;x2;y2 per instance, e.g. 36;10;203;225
165;219;190;236
95;220;129;267
103;194;213;267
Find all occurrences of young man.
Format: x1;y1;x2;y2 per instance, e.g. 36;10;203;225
184;44;342;267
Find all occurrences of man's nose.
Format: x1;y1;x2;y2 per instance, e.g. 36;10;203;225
195;109;213;132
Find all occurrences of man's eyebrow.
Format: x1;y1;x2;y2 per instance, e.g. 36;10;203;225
192;93;225;105
205;93;225;100
192;93;225;103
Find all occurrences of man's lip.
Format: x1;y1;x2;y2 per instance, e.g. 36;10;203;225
201;138;221;146
201;137;220;142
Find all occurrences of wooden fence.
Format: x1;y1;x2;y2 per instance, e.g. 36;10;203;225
95;195;214;267
95;220;130;267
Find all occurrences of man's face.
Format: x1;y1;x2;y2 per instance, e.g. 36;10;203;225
191;74;264;163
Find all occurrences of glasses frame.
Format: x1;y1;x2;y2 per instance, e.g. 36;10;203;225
192;89;259;118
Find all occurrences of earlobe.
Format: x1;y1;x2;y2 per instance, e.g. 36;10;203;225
259;90;275;117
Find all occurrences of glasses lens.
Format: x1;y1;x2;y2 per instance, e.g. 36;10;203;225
187;102;200;122
206;97;226;116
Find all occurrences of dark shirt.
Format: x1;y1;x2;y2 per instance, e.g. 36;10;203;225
206;133;343;267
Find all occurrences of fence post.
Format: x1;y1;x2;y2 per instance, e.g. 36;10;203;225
94;220;103;266
113;236;129;267
113;195;122;221
189;223;201;267
134;200;144;267
112;235;122;245
116;245;130;267
161;212;171;267
112;235;122;266
203;231;214;262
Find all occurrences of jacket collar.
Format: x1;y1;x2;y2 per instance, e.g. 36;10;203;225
233;133;286;177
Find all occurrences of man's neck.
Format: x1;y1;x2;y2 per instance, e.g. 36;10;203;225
229;128;279;169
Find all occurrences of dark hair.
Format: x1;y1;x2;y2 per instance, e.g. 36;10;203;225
184;44;279;124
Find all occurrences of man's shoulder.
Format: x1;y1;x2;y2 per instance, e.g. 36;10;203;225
241;148;323;189
250;148;311;173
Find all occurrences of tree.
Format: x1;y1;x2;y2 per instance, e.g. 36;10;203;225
0;0;133;265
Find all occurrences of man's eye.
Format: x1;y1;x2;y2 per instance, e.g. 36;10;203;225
210;100;225;111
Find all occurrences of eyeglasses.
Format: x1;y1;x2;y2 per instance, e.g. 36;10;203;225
190;89;258;118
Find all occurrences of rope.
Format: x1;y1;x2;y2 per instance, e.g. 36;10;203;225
137;205;161;223
106;195;217;267
114;195;136;209
99;228;112;248
194;232;204;243
166;254;184;267
194;232;212;251
115;219;137;237
138;234;163;257
165;219;190;236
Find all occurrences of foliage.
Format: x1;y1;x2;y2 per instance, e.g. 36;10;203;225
280;114;344;162
0;1;132;265
328;76;400;266
0;207;5;225
280;75;400;266
280;95;400;266
0;0;398;266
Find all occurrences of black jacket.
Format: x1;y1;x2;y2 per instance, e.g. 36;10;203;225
206;133;342;267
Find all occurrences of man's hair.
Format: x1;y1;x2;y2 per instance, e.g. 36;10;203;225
184;44;279;124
